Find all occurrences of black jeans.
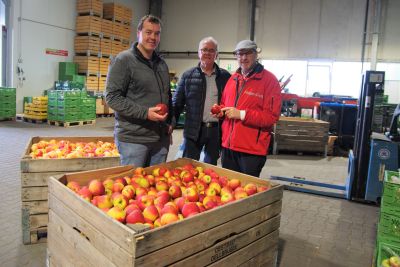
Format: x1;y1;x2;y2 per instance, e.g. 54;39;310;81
221;148;267;177
183;123;219;165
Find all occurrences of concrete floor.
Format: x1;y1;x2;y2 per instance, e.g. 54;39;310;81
0;117;379;267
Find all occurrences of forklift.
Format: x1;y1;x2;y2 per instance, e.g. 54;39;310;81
271;70;399;202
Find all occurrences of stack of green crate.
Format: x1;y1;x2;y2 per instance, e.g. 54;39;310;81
57;90;82;122
80;92;96;121
47;89;96;122
0;87;16;119
375;171;400;267
58;62;86;87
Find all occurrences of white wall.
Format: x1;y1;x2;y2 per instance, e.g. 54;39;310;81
11;0;148;112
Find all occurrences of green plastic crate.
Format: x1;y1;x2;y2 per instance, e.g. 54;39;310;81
0;87;16;96
80;111;96;121
47;112;58;121
57;90;81;100
57;98;81;108
383;171;400;211
59;62;78;76
80;97;96;105
0;94;16;103
48;98;58;108
378;210;400;241
57;112;81;122
57;106;80;114
376;241;400;267
0;109;16;118
0;102;16;110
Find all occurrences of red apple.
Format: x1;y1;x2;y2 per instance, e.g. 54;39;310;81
124;203;141;215
210;104;222;114
126;209;145;224
143;205;159;222
181;202;200;218
96;195;113;209
156;103;168;115
183;187;199;202
78;186;92;202
244;183;258;196
169;185;182;199
228;178;241;190
122;185;135;200
113;193;128;210
88;179;105;196
107;206;126;223
160;213;179;225
66;181;81;193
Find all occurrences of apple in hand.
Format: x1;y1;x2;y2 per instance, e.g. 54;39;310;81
156;103;168;115
211;104;225;115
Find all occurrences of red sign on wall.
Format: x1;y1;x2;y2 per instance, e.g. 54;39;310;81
46;48;68;56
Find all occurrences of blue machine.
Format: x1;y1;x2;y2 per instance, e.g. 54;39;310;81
364;133;398;202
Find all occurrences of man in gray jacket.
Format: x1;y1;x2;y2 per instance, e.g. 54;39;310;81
105;15;172;167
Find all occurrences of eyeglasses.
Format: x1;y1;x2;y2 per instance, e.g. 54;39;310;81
234;50;255;57
200;48;217;54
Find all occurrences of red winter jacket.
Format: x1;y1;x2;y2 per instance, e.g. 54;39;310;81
220;63;281;156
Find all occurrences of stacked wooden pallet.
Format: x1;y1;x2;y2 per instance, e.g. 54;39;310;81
74;0;132;92
273;117;329;156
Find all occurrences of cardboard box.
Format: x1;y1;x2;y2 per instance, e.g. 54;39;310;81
47;158;283;266
21;136;120;244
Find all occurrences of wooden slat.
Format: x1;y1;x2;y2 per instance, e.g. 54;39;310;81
21;186;48;201
48;176;137;253
48;210;118;267
22;200;48;214
21;171;64;187
208;230;279;267
48;220;93;267
169;215;280;267
238;247;277;267
275;134;328;142
49;192;134;267
30;214;48;229
137;202;281;266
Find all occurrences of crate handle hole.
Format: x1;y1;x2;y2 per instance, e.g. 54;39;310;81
73;226;90;242
212;232;238;246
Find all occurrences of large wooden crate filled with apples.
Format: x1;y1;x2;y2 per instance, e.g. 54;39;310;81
20;136;120;245
47;158;283;266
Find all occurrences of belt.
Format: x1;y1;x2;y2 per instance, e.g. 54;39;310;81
202;122;219;128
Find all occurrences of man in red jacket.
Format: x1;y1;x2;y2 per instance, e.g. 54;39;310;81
218;40;282;177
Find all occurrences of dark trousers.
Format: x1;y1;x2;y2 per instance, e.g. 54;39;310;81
183;124;219;165
221;148;267;177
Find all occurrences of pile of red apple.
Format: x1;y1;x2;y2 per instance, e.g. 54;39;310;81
66;164;271;229
382;255;400;267
29;139;119;159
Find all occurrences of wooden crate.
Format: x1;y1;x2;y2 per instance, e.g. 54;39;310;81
100;38;112;56
121;24;131;40
101;19;113;37
98;76;107;91
121;42;130;51
111;39;122;55
47;158;283;266
77;0;103;16
103;3;126;22
96;98;105;115
74;36;100;54
112;21;124;39
20;136;120;245
273;116;329;156
76;15;102;35
99;58;110;76
74;56;100;75
123;6;133;22
86;76;99;91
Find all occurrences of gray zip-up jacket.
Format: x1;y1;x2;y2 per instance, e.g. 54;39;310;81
105;43;172;144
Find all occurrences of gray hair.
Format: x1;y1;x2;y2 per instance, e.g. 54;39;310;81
198;36;219;51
